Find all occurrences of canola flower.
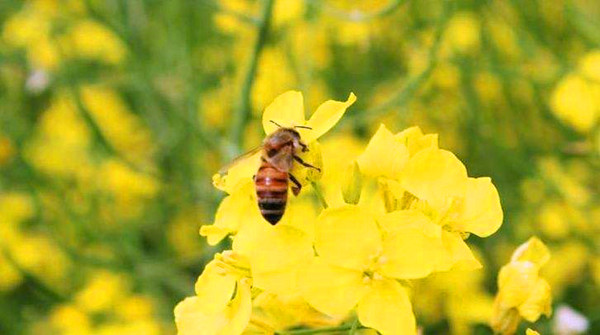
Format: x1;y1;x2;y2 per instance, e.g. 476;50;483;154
491;237;552;335
177;91;504;335
550;50;600;133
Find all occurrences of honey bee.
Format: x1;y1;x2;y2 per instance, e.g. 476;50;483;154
223;121;320;225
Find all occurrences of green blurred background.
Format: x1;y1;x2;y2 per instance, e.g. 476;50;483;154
0;0;599;334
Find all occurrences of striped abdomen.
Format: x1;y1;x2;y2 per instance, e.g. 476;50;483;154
255;162;288;225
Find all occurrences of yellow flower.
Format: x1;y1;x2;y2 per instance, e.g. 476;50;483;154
550;73;600;133
0;252;22;291
49;305;92;335
261;90;357;145
443;12;481;55
214;90;356;194
75;271;130;313
232;210;314;297
300;205;421;335
526;329;541;335
65;20;127;65
25;92;93;178
200;181;257;245
491;237;552;335
80;85;155;165
97;159;159;218
174;252;252;335
357;125;502;272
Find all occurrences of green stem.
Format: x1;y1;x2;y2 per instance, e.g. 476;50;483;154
276;324;366;335
349;319;360;335
229;0;275;155
311;181;329;209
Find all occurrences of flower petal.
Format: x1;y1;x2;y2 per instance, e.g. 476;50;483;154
379;213;444;279
200;182;258;245
174;297;225;335
302;93;356;143
437;231;482;272
233;221;313;296
451;177;503;237
394;126;438;156
193;261;237;314
497;261;539;308
518;277;552;322
357;279;416;335
262;91;305;135
315;205;382;271
357;124;409;179
174;279;251;335
223;279;253;335
511;236;550;268
400;147;468;212
377;210;442;238
300;257;368;317
213;152;261;194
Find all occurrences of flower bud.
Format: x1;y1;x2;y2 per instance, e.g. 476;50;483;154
342;161;362;205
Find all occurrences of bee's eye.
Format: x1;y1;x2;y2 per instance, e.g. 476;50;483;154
267;148;278;157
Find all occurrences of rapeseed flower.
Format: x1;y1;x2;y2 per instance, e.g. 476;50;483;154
550;50;600;133
204;91;355;243
174;252;252;335
491;237;552;335
357;125;503;272
300;205;420;334
186;92;504;335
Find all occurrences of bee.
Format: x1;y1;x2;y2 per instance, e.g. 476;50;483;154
223;121;320;225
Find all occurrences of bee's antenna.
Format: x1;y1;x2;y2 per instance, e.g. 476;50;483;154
294;125;312;130
270;120;283;128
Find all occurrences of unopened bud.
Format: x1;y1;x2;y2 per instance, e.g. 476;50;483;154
342;161;362;205
491;303;521;335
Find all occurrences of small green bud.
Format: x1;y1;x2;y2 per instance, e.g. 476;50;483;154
342;161;362;205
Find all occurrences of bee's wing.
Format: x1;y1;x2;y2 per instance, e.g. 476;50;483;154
218;146;263;175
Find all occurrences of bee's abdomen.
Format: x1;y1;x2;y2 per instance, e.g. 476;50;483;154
255;164;288;225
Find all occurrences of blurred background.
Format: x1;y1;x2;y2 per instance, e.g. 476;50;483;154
0;0;599;334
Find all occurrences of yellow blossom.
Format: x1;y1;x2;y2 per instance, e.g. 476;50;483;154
75;271;130;313
0;253;22;291
233;213;313;297
80;85;155;164
491;237;552;335
550;73;600;133
300;205;419;334
50;305;92;335
65;19;127;65
25;92;93;178
213;91;355;194
174;252;252;335
357;125;502;272
444;12;480;55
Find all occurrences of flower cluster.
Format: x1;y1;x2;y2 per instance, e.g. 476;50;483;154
176;91;504;335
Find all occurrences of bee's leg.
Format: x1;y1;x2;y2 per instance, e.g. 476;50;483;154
298;141;309;152
293;155;321;172
289;174;302;196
